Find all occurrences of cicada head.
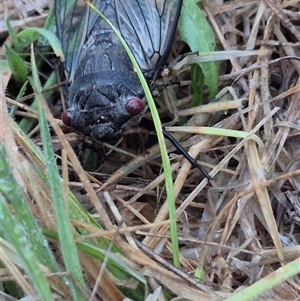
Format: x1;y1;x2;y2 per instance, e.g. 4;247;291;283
61;71;145;141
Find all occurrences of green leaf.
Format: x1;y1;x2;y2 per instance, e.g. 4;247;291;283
17;29;40;48
190;64;204;106
4;44;27;84
17;27;64;61
6;15;21;53
179;0;219;99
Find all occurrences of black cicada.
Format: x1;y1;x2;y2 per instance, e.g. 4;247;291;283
55;0;183;141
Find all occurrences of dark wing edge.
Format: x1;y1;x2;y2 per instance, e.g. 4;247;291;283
115;0;183;80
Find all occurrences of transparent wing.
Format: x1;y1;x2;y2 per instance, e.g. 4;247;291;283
115;0;183;79
54;0;103;80
55;0;182;81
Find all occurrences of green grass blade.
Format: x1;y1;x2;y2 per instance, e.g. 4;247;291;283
9;80;28;117
4;44;27;84
0;146;58;272
18;72;57;134
6;15;21;52
17;27;64;60
225;258;300;301
87;2;180;267
30;45;86;300
0;146;53;301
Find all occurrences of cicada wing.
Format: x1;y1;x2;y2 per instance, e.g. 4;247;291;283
55;0;88;80
55;0;182;81
54;0;104;81
114;0;183;80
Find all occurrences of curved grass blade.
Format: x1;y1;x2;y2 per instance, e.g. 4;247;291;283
86;1;180;268
30;44;86;300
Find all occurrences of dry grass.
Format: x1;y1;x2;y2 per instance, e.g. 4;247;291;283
1;0;300;300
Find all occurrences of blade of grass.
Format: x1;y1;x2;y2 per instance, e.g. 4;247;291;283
9;80;28;117
43;229;147;285
4;44;27;84
225;258;300;301
0;147;59;272
17;28;64;60
0;146;53;300
6;15;21;53
43;229;146;300
19;72;57;134
86;1;180;267
165;126;263;148
30;44;86;301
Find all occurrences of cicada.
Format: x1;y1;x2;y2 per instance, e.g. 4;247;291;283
55;0;183;141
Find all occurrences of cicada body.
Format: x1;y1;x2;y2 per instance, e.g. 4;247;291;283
55;0;183;141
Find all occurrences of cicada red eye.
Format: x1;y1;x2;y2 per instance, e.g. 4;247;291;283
125;98;145;116
61;111;72;126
